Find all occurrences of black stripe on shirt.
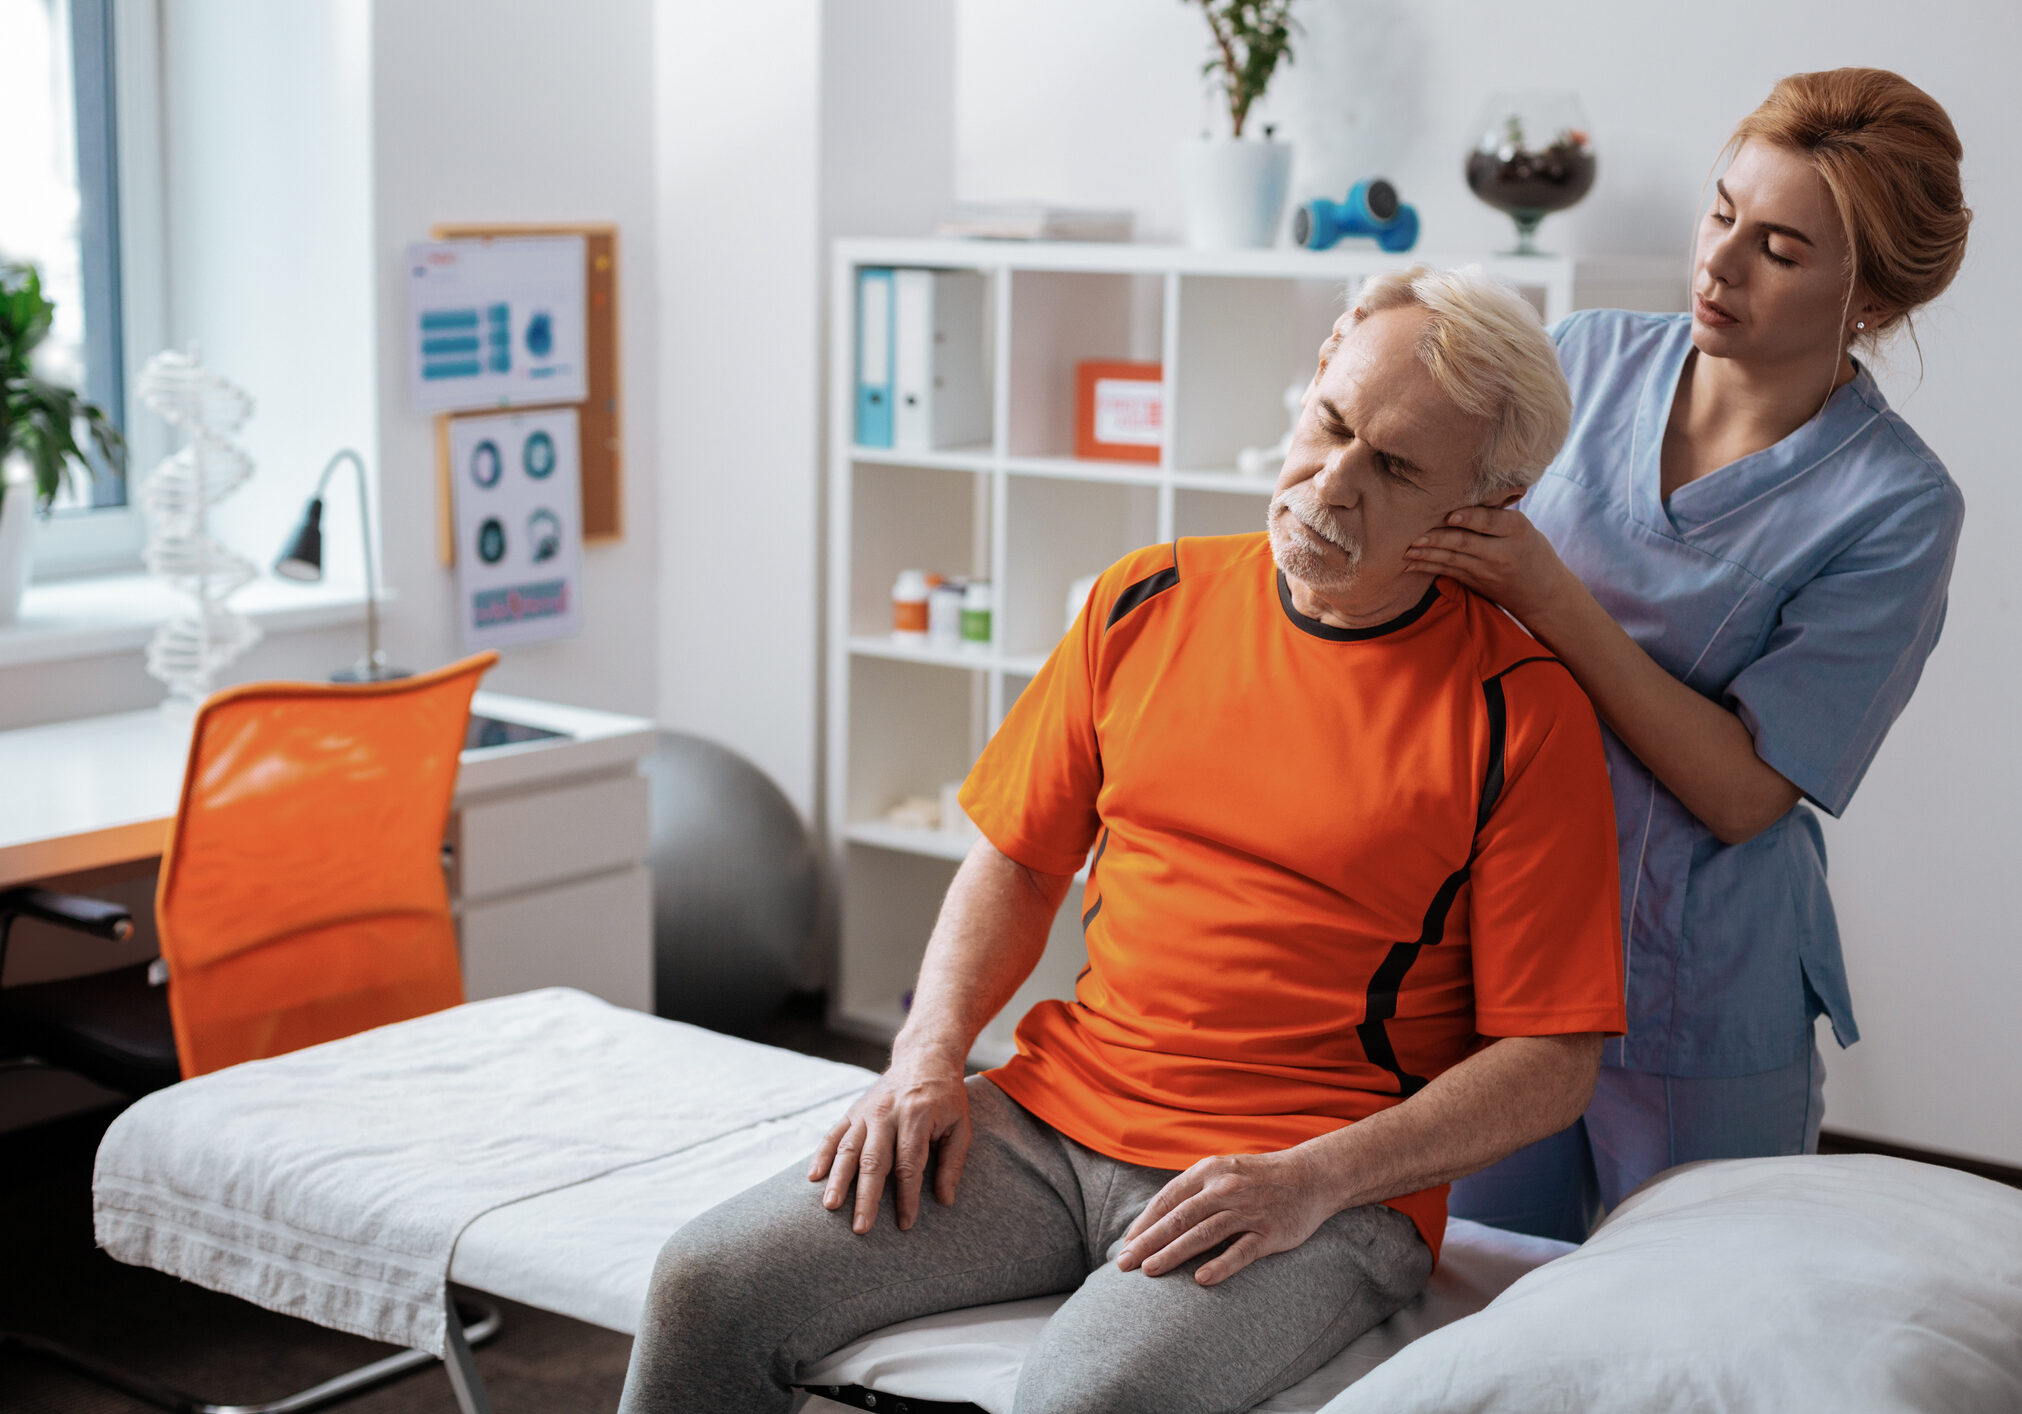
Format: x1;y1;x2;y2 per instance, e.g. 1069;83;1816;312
1105;545;1181;630
1356;660;1554;1095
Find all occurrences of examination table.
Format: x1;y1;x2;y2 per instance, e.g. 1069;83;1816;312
90;987;1574;1414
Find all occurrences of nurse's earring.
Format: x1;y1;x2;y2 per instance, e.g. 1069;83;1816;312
1855;321;1866;330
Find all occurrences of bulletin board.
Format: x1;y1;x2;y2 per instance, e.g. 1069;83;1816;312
430;222;623;563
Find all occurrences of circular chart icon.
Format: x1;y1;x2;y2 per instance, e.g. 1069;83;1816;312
525;311;554;358
477;517;507;565
529;508;563;563
523;429;557;480
469;439;502;490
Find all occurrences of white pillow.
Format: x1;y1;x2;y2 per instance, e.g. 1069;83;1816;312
1324;1154;2022;1414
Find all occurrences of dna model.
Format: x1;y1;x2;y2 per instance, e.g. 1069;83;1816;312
137;347;261;709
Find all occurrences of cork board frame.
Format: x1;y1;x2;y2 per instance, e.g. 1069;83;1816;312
429;223;622;563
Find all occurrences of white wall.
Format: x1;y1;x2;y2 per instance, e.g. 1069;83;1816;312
651;0;823;819
954;0;2022;1164
159;0;377;589
653;0;954;821
370;0;658;716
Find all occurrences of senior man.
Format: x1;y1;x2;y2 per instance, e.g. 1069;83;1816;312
620;266;1625;1414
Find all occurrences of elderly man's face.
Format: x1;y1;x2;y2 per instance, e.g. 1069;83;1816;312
1269;306;1495;607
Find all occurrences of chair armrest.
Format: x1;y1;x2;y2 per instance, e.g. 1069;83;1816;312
0;887;135;942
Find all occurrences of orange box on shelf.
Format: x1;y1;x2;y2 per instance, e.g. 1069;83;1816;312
1074;360;1164;464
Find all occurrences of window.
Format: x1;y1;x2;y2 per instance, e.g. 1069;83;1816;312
0;0;155;577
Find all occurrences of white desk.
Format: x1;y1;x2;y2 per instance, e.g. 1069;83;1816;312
0;692;658;1010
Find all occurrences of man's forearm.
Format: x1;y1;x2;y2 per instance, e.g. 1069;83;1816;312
891;838;1075;1073
1302;1033;1603;1212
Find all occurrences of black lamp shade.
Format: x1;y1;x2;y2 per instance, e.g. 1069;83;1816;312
274;498;325;581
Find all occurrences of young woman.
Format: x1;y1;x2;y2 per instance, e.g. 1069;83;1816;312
1414;68;1972;1242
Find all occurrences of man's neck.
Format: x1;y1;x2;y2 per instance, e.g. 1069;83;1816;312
1285;571;1433;631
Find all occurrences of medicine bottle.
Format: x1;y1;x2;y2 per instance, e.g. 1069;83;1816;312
960;580;993;646
891;569;930;641
928;579;966;648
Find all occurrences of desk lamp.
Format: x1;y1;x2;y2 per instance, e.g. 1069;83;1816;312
275;448;409;682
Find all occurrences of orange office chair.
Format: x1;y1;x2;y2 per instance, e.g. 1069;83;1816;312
0;652;502;1413
155;650;497;1076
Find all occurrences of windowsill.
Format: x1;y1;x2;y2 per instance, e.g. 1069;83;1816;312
0;573;390;670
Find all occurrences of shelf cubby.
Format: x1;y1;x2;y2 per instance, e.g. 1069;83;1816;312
1005;269;1164;460
843;655;983;830
834;844;960;1044
1002;475;1157;661
846;459;991;640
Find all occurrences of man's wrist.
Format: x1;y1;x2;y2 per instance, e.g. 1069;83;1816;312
889;1024;973;1078
1290;1125;1381;1215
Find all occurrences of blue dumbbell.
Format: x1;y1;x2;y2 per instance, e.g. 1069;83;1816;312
1294;178;1420;253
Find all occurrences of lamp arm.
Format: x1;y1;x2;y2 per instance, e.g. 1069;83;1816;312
313;448;381;672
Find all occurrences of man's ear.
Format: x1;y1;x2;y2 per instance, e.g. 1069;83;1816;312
1485;487;1524;510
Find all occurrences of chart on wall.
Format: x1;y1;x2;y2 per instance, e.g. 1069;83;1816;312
448;408;584;651
405;237;588;413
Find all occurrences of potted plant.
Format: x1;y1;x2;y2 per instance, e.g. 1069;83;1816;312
1177;0;1300;249
0;262;123;622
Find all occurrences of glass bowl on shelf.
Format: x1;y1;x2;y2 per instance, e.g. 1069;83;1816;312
1464;92;1597;256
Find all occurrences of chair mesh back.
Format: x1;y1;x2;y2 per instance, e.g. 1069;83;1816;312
156;653;497;1077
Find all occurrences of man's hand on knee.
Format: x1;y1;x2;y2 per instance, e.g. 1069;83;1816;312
1115;1149;1336;1287
808;1067;973;1234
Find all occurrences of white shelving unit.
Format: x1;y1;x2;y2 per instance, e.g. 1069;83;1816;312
825;238;1683;1063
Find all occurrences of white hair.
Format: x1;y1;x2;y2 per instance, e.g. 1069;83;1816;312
1345;264;1572;501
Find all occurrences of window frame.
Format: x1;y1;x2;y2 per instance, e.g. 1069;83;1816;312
31;0;163;582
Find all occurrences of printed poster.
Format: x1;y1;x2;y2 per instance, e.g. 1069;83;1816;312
449;407;584;651
405;237;587;414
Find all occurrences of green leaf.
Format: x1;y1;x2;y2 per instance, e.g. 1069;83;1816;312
1187;0;1301;136
0;263;118;509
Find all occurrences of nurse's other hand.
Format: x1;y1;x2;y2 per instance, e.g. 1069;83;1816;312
1115;1149;1334;1287
809;1065;972;1235
1405;506;1573;627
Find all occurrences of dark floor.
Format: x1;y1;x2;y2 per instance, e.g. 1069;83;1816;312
0;994;886;1414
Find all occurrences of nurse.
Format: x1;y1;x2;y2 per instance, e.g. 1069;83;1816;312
1412;68;1972;1242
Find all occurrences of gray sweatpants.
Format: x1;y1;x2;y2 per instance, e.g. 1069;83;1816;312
618;1076;1432;1414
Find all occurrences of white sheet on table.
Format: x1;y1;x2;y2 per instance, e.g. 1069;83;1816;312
452;1102;857;1334
796;1218;1574;1414
94;988;875;1356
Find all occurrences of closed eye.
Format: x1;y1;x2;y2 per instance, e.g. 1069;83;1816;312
1711;206;1798;267
1318;413;1419;487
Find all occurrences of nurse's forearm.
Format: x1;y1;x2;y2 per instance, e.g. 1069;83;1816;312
1528;578;1801;845
891;838;1073;1074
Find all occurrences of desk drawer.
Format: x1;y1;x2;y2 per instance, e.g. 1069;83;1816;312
452;771;649;901
459;864;652;1010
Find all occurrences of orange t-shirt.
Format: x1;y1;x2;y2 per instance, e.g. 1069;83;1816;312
961;535;1625;1262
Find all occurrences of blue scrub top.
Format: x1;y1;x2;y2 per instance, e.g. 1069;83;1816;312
1522;310;1964;1078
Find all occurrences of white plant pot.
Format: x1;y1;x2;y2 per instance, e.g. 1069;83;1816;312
1178;136;1295;250
0;461;36;627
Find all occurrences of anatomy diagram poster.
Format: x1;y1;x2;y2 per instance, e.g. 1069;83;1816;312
405;237;587;414
449;407;584;651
